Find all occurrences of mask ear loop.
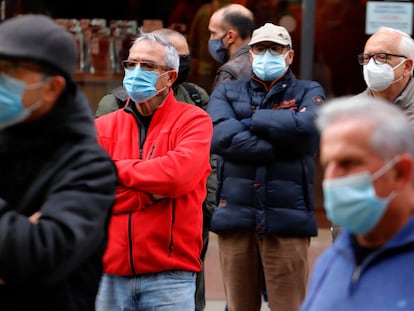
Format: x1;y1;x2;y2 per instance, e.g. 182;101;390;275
155;70;176;95
24;77;51;112
25;99;43;112
391;58;407;71
389;59;408;85
371;156;400;181
371;156;400;202
24;78;50;90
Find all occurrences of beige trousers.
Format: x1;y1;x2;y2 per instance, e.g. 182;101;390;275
218;232;309;311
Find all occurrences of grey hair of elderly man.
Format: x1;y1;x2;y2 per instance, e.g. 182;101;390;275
317;95;414;168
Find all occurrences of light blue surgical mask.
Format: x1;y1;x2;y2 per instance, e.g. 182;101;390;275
123;66;167;103
208;36;228;64
0;73;45;129
252;50;288;81
323;157;399;235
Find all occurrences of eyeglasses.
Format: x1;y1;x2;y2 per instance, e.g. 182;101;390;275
122;60;171;71
357;53;407;65
252;44;289;55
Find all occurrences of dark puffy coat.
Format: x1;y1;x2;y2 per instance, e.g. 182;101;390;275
0;83;117;310
207;70;325;237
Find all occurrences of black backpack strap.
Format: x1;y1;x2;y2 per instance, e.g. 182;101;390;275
182;82;202;108
111;86;129;108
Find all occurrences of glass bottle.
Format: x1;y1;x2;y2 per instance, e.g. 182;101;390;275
90;19;113;75
80;19;92;73
111;20;137;73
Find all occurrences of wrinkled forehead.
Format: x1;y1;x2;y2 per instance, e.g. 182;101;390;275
320;118;374;163
322;118;373;148
365;31;401;53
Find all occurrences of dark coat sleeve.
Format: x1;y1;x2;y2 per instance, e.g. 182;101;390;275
207;82;276;164
0;144;117;286
251;80;325;156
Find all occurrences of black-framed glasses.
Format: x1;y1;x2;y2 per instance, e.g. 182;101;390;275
252;44;289;55
122;60;171;71
357;53;407;65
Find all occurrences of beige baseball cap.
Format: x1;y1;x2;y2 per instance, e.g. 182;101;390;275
248;23;292;47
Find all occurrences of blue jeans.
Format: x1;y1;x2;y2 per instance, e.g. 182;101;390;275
95;271;196;311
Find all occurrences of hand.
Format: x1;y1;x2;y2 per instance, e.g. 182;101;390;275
240;118;252;128
29;211;41;224
152;194;166;200
149;193;167;203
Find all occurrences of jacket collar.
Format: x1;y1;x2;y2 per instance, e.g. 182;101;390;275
334;215;414;255
251;68;294;92
229;44;251;60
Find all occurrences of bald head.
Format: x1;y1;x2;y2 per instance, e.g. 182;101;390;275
152;28;189;56
221;4;254;20
210;4;254;40
367;26;414;61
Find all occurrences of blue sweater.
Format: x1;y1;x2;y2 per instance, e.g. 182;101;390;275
300;216;414;311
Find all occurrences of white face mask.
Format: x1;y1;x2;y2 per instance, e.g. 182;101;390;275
363;58;406;92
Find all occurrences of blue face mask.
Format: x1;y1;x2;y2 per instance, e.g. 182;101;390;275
323;158;399;235
208;37;228;64
123;66;162;103
252;51;288;81
0;73;45;129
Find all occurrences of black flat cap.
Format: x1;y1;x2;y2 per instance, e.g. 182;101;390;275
0;14;78;78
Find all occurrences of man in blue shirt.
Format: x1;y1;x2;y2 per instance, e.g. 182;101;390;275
301;95;414;311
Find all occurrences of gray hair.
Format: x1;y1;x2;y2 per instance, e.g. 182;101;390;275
376;26;414;73
316;95;414;161
131;31;179;71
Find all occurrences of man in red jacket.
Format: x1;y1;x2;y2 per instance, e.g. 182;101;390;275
95;32;213;310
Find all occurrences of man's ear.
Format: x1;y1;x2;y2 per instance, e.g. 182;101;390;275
404;58;413;78
167;70;178;87
286;49;295;66
393;153;413;190
43;76;66;102
28;76;66;121
227;29;237;44
249;50;254;63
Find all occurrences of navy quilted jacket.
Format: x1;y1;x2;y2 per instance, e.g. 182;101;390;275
207;70;325;237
